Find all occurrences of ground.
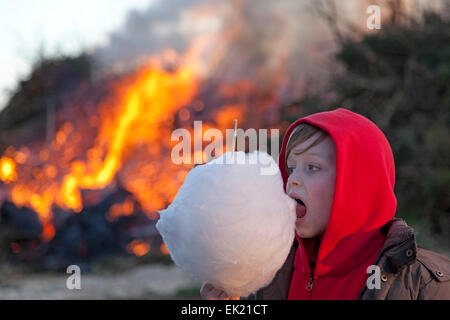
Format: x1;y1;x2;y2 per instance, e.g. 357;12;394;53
0;262;202;299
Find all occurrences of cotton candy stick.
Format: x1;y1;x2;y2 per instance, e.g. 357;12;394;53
231;119;237;156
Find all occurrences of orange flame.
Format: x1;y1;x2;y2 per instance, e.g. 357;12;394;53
10;242;21;254
160;242;170;255
0;157;17;183
127;239;150;257
0;36;251;242
106;197;135;222
41;222;56;242
59;64;198;213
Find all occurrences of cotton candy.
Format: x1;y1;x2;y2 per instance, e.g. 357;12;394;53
156;151;296;297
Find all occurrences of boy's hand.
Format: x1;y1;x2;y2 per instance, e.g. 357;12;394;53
200;282;240;300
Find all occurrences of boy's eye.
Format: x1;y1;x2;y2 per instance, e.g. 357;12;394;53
287;164;320;174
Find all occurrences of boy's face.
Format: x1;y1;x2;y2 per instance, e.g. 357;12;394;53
286;133;336;238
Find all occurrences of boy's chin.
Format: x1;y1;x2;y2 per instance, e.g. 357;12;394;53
295;227;310;238
295;226;321;239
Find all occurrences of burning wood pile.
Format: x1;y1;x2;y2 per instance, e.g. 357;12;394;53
0;48;241;269
0;0;331;270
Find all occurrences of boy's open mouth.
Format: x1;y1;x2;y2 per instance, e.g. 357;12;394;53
295;198;307;219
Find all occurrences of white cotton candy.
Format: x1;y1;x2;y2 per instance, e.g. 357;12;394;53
156;151;296;297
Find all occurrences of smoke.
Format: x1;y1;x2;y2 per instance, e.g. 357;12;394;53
92;0;337;80
95;0;438;107
89;0;353;129
92;0;220;73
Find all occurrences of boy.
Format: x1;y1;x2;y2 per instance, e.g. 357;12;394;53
201;108;449;300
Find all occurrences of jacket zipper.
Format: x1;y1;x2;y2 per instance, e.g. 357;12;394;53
306;262;316;296
306;273;314;291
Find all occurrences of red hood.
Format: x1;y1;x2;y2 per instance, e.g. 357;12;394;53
280;108;397;298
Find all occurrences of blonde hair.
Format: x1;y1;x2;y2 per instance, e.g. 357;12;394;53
285;123;328;172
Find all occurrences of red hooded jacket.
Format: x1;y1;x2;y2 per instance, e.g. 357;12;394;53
278;108;397;300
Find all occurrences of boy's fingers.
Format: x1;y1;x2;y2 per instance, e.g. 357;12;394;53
208;288;224;300
200;283;239;300
201;282;213;292
200;282;214;298
218;291;230;300
200;283;225;300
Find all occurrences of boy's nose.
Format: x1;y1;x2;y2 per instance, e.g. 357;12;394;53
287;172;304;188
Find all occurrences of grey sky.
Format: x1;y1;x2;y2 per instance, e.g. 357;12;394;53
0;0;153;110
